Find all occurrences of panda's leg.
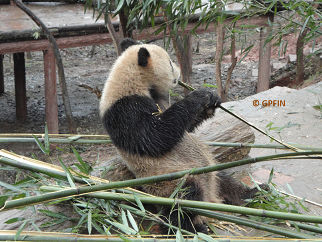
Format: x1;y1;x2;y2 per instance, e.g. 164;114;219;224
218;171;269;205
160;178;208;234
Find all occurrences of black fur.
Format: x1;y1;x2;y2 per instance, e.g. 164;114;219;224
121;38;136;51
218;171;268;205
103;89;221;157
149;86;165;103
160;179;208;234
138;47;150;67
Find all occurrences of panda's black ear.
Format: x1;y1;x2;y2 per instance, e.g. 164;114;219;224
121;38;136;51
138;47;150;67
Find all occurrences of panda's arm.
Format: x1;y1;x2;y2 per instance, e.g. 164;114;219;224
103;90;220;157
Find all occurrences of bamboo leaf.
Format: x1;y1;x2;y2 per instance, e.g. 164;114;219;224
92;220;105;234
44;123;50;153
40;218;67;228
115;0;125;14
133;192;145;213
127;210;139;232
72;146;90;174
286;183;294;195
38;209;68;219
176;229;185;242
0;180;25;193
121;209;129;227
268;168;274;184
105;219;137;235
31;221;41;232
32;135;49;155
88;209;92;235
58;157;75;188
0;195;10;207
5;217;25;224
238;44;254;64
198;232;219;241
301;16;310;34
14;219;29;241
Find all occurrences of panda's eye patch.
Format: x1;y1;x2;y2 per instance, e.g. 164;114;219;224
170;60;174;73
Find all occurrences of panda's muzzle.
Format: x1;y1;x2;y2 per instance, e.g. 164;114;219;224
173;74;181;85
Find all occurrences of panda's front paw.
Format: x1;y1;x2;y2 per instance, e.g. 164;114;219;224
200;89;221;117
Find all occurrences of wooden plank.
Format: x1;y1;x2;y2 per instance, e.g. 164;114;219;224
0;34;112;54
43;49;58;134
0;54;3;94
0;15;272;54
257;27;272;93
13;52;27;121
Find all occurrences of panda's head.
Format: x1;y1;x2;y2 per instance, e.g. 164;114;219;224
100;38;181;115
119;38;181;92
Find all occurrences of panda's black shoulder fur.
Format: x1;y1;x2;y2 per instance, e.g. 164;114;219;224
103;90;220;157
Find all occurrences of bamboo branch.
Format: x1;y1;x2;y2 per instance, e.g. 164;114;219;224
2;150;322;212
0;149;147;196
1;137;322;151
0;230;316;242
9;186;322;229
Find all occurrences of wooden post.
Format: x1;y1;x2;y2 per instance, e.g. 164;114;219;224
14;52;27;121
257;27;271;93
43;49;59;134
0;54;4;94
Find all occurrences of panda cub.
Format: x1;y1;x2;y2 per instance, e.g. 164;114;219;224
100;38;262;233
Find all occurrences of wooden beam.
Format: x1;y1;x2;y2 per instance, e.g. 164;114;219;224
43;49;58;134
0;34;113;54
0;54;4;94
257;27;272;93
0;15;272;54
14;52;27;121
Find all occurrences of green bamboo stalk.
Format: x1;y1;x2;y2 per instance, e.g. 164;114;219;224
289;222;322;234
0;233;319;242
1;137;321;151
0;156;86;184
0;138;112;144
2;151;322;212
188;208;315;239
23;187;320;238
0;155;146;196
7;186;322;226
206;142;322;151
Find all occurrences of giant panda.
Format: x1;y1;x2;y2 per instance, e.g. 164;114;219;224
100;38;264;234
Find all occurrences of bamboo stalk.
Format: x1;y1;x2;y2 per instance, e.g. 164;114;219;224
188;208;314;239
0;134;110;138
0;137;112;144
0;230;319;242
2;150;322;211
0;150;147;196
289;222;322;234
37;187;322;225
1;137;321;151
